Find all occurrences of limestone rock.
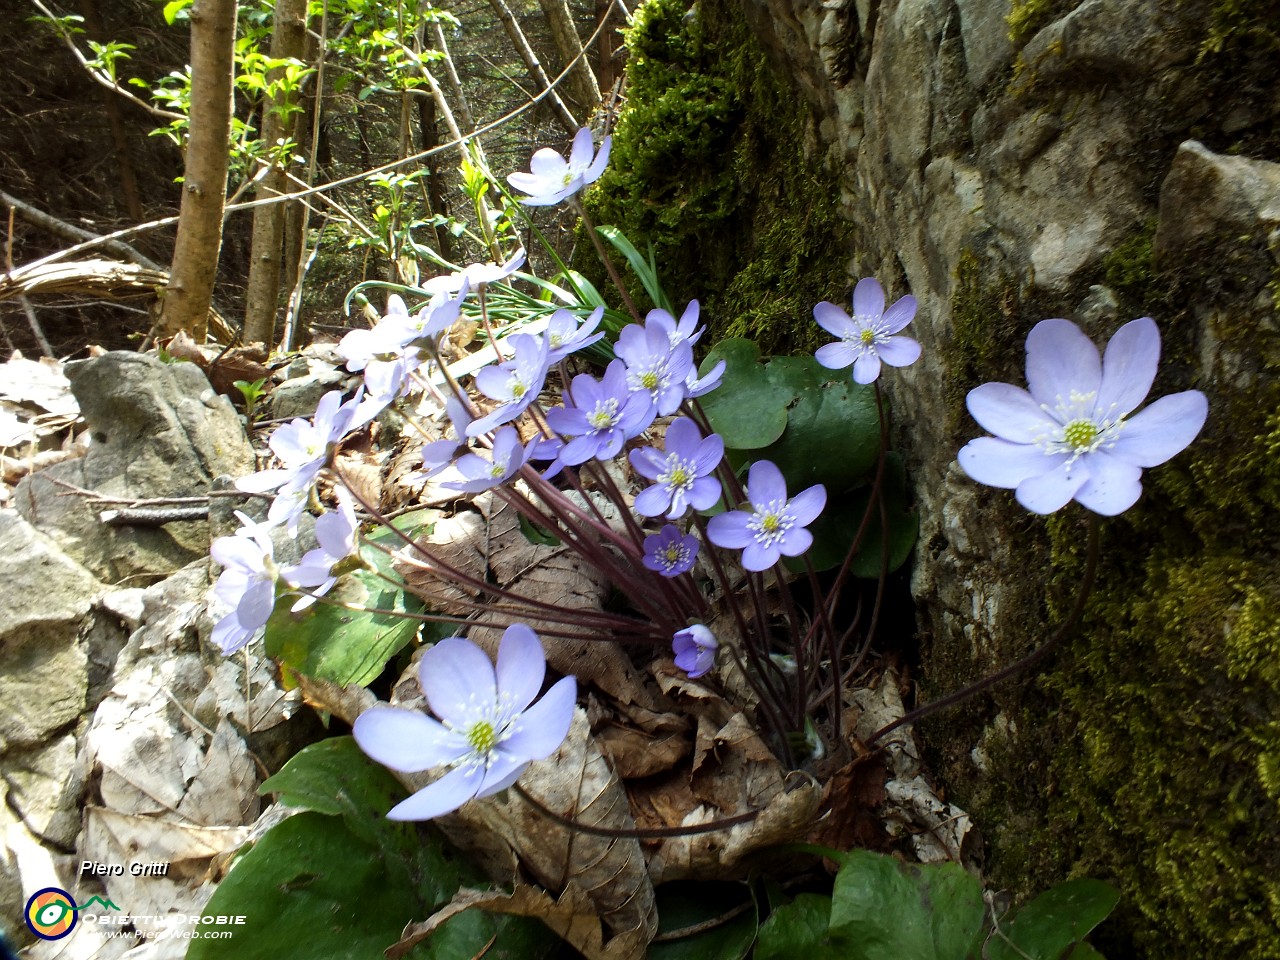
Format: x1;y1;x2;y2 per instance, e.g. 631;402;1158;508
0;511;99;752
13;352;254;582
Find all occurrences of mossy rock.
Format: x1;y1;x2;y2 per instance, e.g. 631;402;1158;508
581;0;850;356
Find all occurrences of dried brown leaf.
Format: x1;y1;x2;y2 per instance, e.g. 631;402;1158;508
390;883;649;960
444;709;658;940
398;492;653;707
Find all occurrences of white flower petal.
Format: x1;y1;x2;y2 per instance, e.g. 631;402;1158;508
1026;319;1101;407
1015;460;1091;514
1109;391;1208;467
852;277;885;321
501;677;577;760
1096;316;1160;418
1073;452;1144;516
958;437;1063;489
967;382;1058;443
877;336;921;368
353;706;467;772
496;624;546;714
387;764;483;821
419;637;498;727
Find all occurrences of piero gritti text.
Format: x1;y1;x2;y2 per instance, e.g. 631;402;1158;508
79;860;171;878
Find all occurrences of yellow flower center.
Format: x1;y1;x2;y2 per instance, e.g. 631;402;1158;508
467;720;498;754
1062;418;1099;450
859;329;877;346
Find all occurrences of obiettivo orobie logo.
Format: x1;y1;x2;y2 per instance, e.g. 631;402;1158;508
24;888;120;941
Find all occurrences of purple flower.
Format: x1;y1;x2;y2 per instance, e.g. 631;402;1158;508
381;283;470;346
544;360;654;466
423;252;526;295
281;490;359;611
236;389;360;497
616;321;693;416
468;333;551;437
706;460;827;571
337;296;414;372
814;277;921;384
410;396;475;482
672;625;717;678
684;358;726;399
209;512;279;653
642;524;700;577
353;624;577;820
647;301;704;349
545;306;606;363
443;426;534;493
350;350;421;429
507;127;611;206
957;317;1208;516
629;417;723;519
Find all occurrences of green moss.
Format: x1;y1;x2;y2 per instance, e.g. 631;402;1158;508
582;0;849;356
943;250;1022;430
1200;0;1280;59
1007;0;1081;45
954;216;1280;955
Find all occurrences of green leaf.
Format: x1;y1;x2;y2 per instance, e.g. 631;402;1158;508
196;737;555;960
828;850;986;960
162;0;191;25
754;893;853;960
595;225;673;313
265;513;431;688
986;879;1119;960
648;882;757;960
754;357;880;493
187;811;422;959
698;339;799;450
799;452;918;575
259;738;402;828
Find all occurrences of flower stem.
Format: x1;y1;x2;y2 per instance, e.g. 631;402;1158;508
867;513;1103;745
574;201;642;323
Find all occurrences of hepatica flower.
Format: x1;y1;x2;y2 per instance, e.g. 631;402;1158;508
958;317;1208;516
814;277;921;384
209;512;279;654
629;417;723;519
468;333;551;437
443;426;533;493
353;625;577;820
672;625;717;679
707;460;827;571
545;306;605;363
507;126;611;206
280;490;359;611
545;360;653;465
643;524;700;577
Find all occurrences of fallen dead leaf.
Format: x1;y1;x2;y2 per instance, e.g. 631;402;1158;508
391;882;649;960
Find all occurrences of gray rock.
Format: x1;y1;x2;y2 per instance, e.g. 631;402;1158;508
954;0;1013;88
1155;140;1280;270
0;511;99;752
268;358;348;421
13;352;255;582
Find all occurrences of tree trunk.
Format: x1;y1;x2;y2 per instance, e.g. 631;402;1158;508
242;0;307;346
484;0;580;134
536;0;600;117
156;0;237;343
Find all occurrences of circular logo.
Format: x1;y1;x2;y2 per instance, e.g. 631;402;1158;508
25;887;78;941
